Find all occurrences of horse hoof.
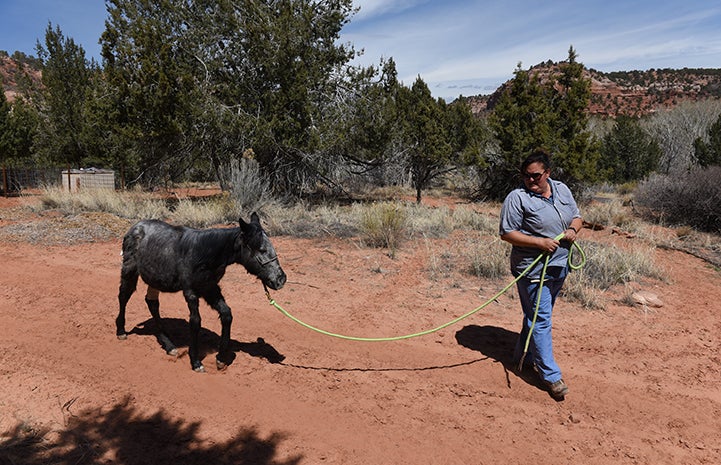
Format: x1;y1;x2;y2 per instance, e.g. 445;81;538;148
193;365;205;373
216;360;228;371
117;334;127;340
166;348;178;356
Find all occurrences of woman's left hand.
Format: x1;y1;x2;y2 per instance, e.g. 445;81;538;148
564;228;578;242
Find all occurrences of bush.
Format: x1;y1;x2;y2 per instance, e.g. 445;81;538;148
224;156;276;216
582;198;637;229
635;167;721;232
359;202;407;256
563;240;666;308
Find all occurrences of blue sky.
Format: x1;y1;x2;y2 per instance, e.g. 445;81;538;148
2;0;721;101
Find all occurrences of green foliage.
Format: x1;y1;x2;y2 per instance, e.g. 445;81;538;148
359;202;407;256
3;99;40;166
101;0;200;183
35;23;97;168
600;115;661;182
189;0;358;193
325;58;406;186
99;0;361;193
552;48;601;184
693;112;721;167
486;47;601;198
488;65;553;187
396;78;452;202
392;77;491;203
4;1;491;199
0;85;10;163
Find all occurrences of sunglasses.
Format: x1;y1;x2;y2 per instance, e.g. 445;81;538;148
522;170;547;181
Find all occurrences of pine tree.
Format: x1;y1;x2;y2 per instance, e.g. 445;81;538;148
694;113;721;167
486;47;601;198
487;64;555;195
552;46;601;184
101;0;197;183
396;77;453;203
600;115;660;183
0;85;10;165
101;0;358;191
35;23;96;168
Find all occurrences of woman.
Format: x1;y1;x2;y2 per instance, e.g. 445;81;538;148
499;148;583;400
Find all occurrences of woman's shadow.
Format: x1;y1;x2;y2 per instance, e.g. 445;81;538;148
455;324;545;390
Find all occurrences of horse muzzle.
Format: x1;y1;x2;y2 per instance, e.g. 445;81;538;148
264;269;287;290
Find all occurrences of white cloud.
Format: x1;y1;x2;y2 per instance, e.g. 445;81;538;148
343;1;721;100
351;0;433;21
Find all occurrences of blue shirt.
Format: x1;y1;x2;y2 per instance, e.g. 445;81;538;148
499;178;581;278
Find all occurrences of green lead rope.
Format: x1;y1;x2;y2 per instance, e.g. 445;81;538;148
264;233;586;344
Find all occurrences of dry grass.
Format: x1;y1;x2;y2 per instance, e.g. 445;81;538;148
5;185;715;308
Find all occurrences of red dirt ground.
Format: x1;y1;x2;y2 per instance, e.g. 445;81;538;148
1;194;720;465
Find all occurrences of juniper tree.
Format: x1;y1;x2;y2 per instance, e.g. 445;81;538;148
601;115;660;183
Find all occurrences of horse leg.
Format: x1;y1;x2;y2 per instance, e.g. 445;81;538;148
206;289;234;370
183;290;204;372
145;287;178;356
117;265;139;339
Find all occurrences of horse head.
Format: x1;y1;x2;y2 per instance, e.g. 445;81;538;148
238;212;286;290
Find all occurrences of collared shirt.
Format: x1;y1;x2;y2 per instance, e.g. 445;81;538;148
499;178;581;278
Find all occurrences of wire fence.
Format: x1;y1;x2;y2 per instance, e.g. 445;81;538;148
0;166;125;196
1;166;64;196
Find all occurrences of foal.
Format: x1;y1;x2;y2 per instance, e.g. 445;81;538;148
116;213;286;372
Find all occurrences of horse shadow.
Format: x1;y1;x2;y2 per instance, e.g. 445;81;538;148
128;317;285;366
454;324;545;390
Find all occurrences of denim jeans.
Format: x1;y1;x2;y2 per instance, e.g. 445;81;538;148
513;274;566;383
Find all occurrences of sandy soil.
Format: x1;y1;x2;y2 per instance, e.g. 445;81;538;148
1;194;720;465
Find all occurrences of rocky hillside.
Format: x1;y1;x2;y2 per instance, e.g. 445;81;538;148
3;52;721;118
0;52;42;102
467;61;721;117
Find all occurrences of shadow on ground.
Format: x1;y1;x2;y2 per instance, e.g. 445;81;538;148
455;324;547;392
0;397;301;465
129;317;286;365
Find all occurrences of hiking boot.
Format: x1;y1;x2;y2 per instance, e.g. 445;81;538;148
544;379;569;400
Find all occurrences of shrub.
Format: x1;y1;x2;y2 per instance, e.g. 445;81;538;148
359;202;407;256
563;240;666;308
224;156;275;216
635;167;721;232
582;198;637;229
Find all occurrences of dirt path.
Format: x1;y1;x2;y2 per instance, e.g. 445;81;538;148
1;198;720;465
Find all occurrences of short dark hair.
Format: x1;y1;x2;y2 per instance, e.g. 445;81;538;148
520;148;551;173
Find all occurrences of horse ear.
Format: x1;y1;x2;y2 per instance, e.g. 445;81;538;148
250;212;260;224
239;217;250;233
